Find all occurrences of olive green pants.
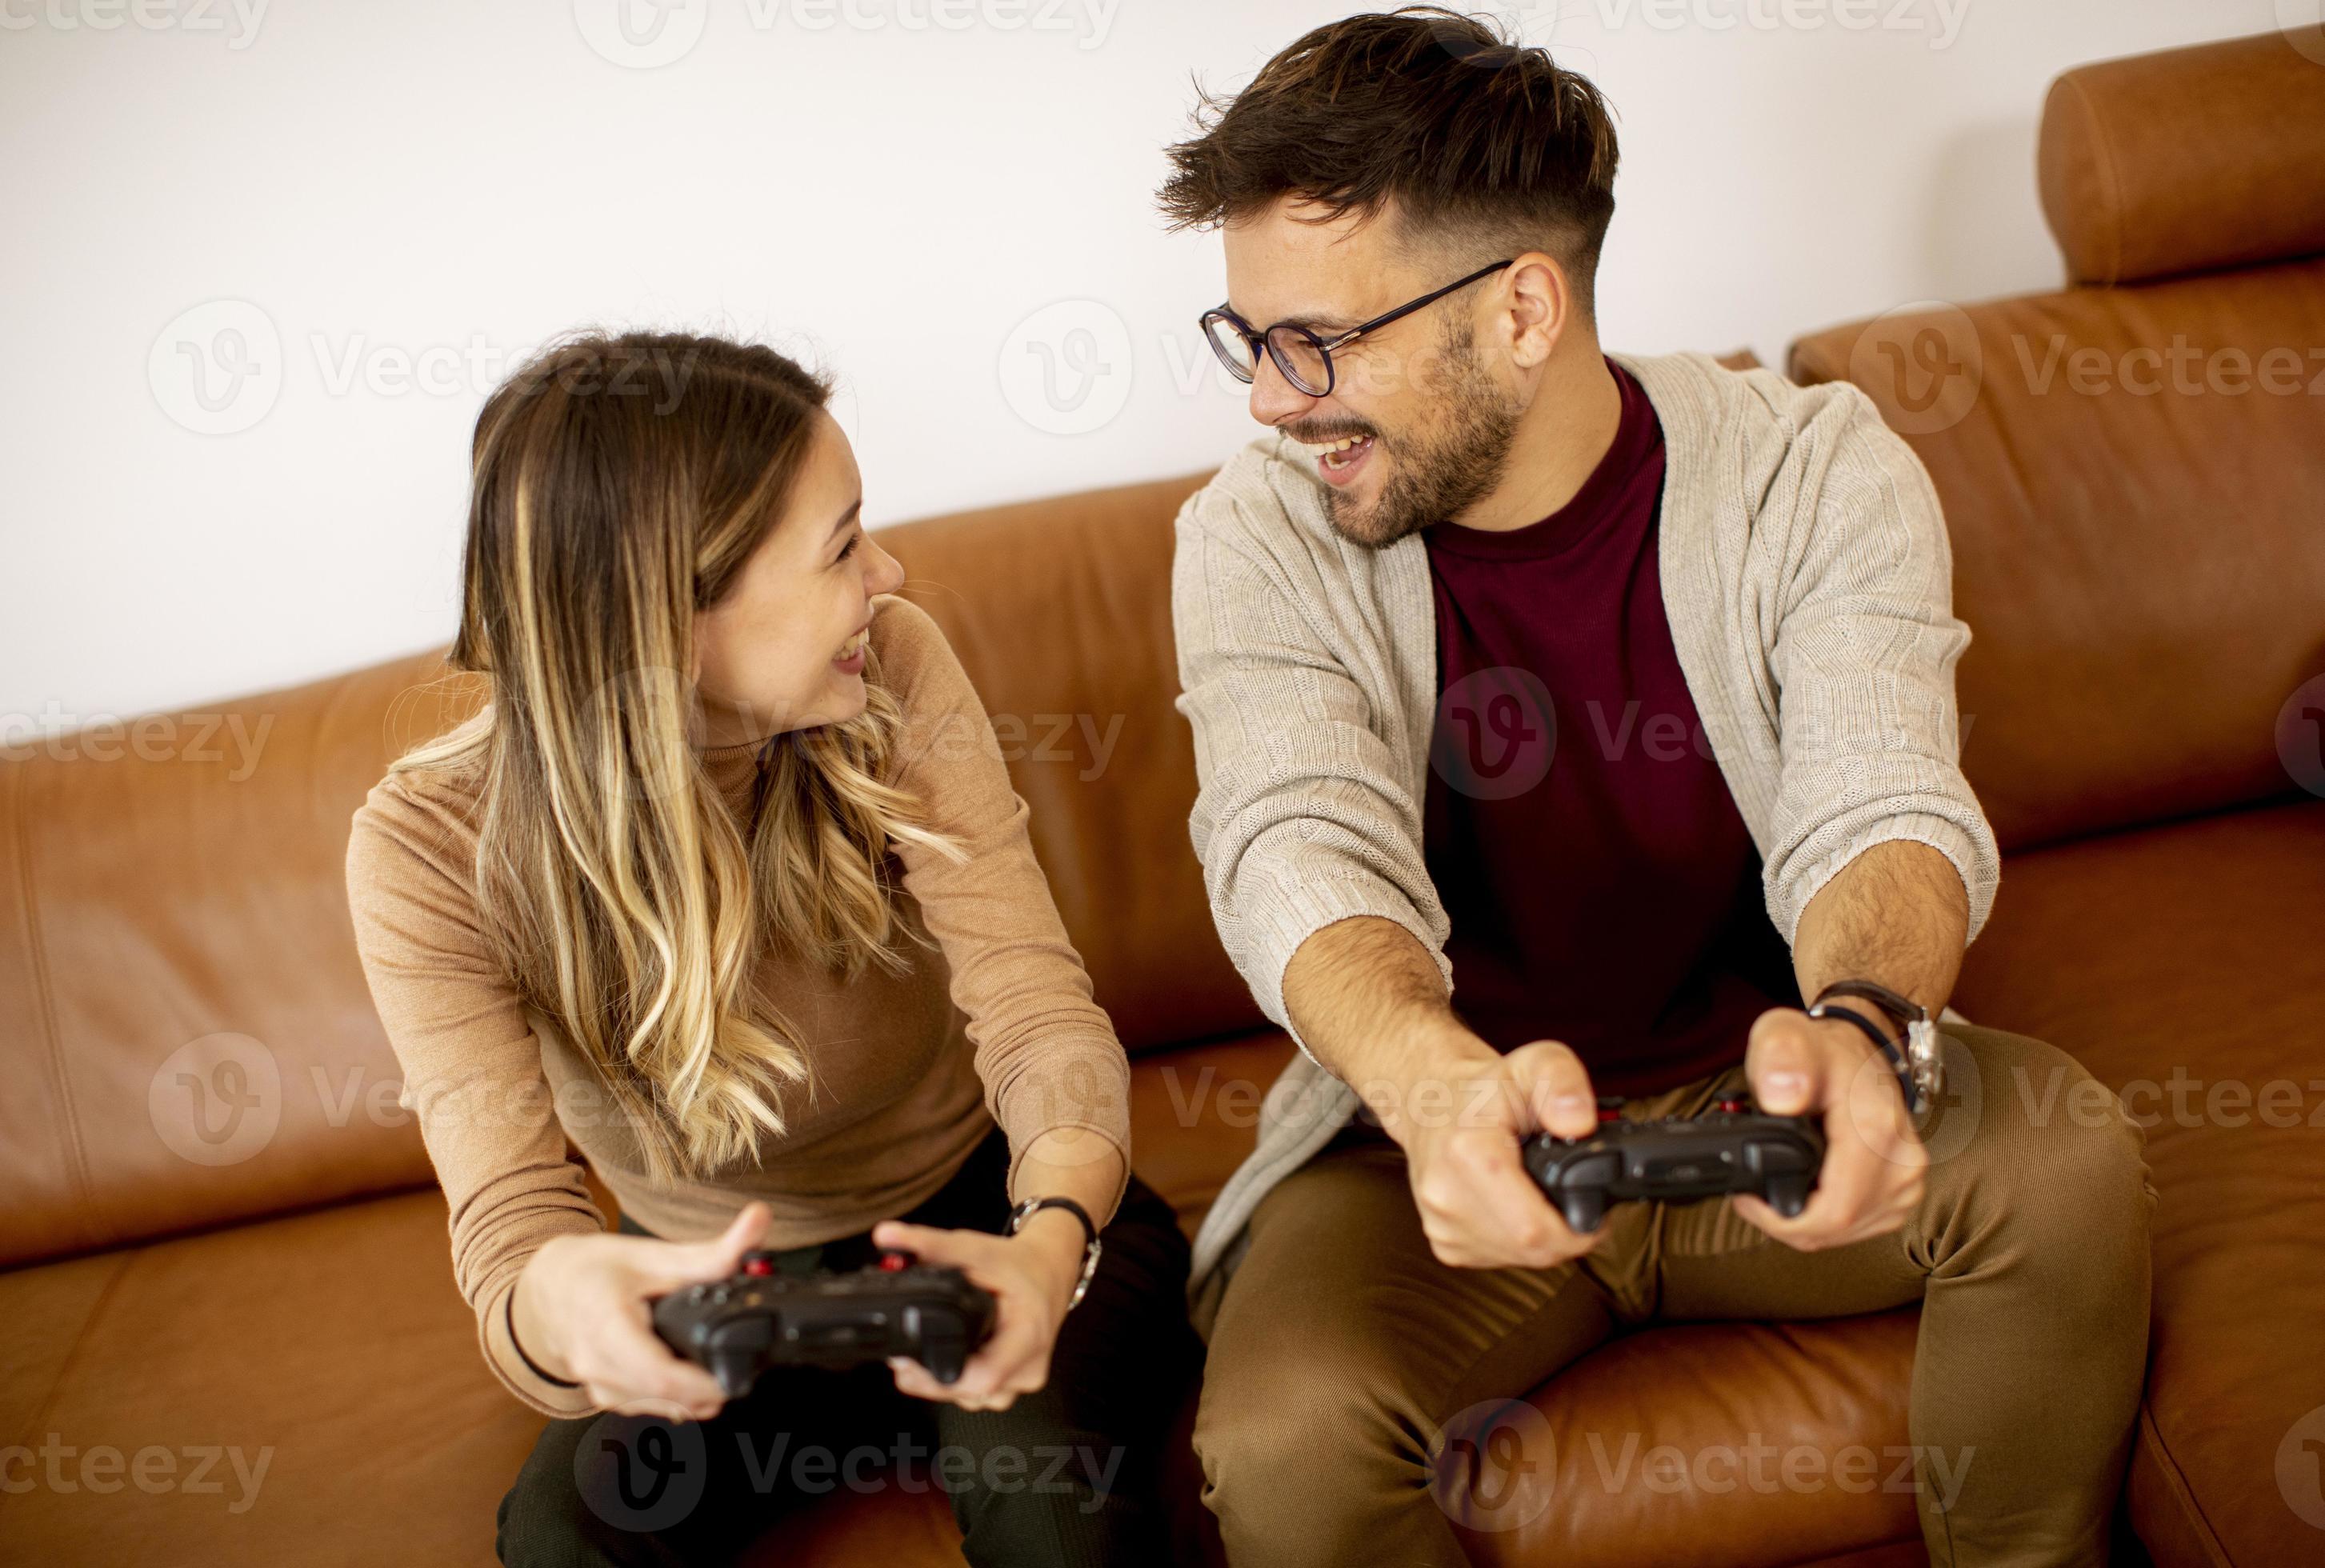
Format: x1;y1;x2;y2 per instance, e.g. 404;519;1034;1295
1194;1024;2155;1568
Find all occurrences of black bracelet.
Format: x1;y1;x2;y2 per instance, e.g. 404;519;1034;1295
1007;1194;1097;1250
1807;1000;1923;1114
506;1289;581;1390
1006;1195;1103;1311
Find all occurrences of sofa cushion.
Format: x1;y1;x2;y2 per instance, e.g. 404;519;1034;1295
1953;794;2325;1566
883;473;1262;1058
0;651;474;1268
2039;30;2325;288
1464;1315;1922;1568
0;1025;1284;1566
1787;255;2325;855
0;1189;539;1566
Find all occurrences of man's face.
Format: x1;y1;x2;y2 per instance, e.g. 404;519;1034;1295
1219;198;1521;549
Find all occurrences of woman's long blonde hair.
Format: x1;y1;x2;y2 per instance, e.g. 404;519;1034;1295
394;332;950;1183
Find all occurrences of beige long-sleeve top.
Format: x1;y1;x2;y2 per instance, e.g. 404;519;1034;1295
346;596;1131;1417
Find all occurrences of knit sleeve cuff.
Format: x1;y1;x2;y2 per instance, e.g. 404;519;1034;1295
1239;872;1455;1065
1771;810;1997;947
479;1274;602;1421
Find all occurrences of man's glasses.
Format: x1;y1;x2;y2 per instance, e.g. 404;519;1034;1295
1199;259;1515;398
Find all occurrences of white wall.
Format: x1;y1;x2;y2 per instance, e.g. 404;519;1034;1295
0;0;2296;726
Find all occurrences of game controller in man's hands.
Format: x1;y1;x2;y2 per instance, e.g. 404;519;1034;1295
652;1250;998;1398
1522;1098;1826;1235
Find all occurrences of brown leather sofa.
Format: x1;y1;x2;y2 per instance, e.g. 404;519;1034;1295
4;28;2320;1568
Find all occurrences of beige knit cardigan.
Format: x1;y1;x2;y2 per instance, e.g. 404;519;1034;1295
1170;350;1999;1327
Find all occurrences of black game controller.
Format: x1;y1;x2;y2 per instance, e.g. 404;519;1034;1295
653;1250;997;1398
1523;1098;1826;1235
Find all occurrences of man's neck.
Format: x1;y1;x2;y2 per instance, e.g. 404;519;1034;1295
1448;346;1623;534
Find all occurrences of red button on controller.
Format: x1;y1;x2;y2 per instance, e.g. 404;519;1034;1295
878;1250;911;1272
742;1255;774;1278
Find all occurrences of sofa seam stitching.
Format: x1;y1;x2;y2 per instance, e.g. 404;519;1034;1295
2064;74;2127;285
8;761;98;1240
6;1247;139;1463
2136;1399;2234;1567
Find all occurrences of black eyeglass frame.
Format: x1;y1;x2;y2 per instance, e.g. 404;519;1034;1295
1199;258;1515;398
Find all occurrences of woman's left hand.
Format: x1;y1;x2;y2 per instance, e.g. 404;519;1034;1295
870;1213;1086;1411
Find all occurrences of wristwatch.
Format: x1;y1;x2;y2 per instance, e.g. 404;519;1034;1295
1808;979;1944;1114
1006;1195;1102;1312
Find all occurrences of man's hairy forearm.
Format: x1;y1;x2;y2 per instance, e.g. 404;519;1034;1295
1281;916;1493;1104
1791;838;1970;1018
1284;840;1966;1116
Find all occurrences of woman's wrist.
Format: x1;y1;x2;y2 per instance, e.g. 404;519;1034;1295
1010;1208;1091;1306
510;1246;579;1386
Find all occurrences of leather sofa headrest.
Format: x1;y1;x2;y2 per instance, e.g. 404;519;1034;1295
2039;28;2325;286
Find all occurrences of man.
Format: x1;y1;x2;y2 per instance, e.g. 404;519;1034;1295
1158;11;2152;1567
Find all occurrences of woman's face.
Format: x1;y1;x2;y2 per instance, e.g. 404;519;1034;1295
690;412;905;745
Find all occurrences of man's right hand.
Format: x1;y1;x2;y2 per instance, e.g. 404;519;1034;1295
1385;1038;1607;1270
1282;918;1607;1272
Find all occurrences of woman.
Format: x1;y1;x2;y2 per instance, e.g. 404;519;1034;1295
346;331;1197;1566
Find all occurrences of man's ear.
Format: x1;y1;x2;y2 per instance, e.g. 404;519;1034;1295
1501;251;1574;371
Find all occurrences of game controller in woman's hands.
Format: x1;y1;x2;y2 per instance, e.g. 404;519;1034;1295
652;1250;998;1398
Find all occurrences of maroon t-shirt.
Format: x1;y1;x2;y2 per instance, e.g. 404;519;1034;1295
1421;358;1796;1097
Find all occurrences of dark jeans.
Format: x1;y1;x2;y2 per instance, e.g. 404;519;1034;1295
497;1129;1199;1568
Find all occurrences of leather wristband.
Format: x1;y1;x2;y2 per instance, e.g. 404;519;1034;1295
1807;1000;1923;1114
1006;1195;1102;1311
1811;978;1944;1115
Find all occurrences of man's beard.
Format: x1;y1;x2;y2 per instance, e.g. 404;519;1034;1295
1320;330;1519;551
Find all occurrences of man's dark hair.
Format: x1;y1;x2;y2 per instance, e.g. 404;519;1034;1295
1158;8;1620;318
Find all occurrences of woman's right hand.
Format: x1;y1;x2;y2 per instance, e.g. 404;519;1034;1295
511;1202;771;1421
